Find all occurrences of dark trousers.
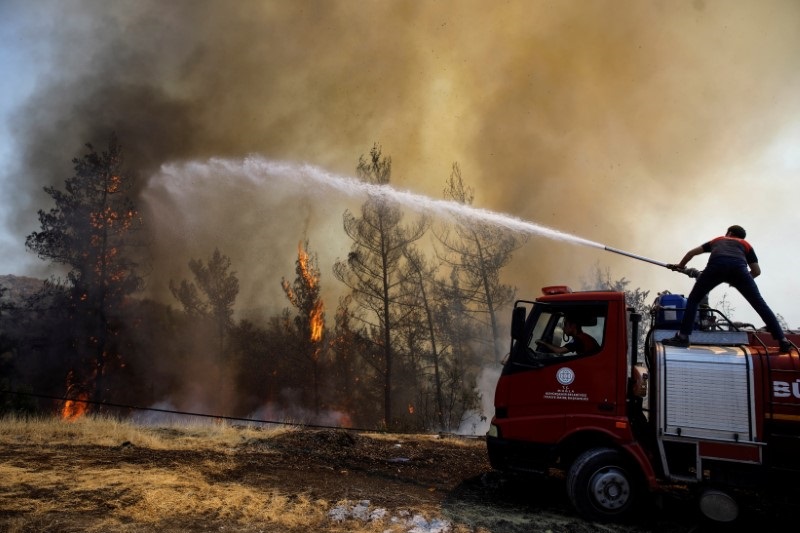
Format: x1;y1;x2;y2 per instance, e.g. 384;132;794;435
680;258;784;339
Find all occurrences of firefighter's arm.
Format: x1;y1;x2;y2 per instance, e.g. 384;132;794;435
749;262;761;278
676;245;705;269
535;339;568;355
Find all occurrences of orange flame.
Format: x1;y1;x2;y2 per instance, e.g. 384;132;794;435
310;301;324;342
61;370;89;421
297;243;318;290
338;412;354;428
297;243;324;343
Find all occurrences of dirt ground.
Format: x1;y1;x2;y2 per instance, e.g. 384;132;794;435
0;428;791;532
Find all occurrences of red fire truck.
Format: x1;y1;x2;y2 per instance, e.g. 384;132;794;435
486;286;800;523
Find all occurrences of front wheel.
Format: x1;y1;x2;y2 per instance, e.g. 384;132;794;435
566;447;638;522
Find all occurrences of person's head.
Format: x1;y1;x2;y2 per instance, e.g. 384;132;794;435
727;225;746;239
564;317;580;334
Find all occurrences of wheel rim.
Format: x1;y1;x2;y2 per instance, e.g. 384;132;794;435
588;467;630;511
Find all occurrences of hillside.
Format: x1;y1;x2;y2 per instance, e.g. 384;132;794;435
0;274;45;304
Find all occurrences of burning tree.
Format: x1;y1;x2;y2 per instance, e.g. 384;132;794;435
25;134;144;418
333;144;428;428
281;241;326;414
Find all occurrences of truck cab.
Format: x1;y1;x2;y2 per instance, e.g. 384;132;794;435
487;286;650;519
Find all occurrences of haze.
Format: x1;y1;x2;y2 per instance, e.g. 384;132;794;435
1;0;798;327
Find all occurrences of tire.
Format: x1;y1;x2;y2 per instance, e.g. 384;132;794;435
566;447;637;522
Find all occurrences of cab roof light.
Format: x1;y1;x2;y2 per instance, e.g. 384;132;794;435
542;285;573;295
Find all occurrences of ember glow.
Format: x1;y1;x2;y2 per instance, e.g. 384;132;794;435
61;370;89;421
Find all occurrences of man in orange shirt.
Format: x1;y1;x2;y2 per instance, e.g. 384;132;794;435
662;225;792;353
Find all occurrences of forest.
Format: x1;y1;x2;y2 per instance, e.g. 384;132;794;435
0;135;650;432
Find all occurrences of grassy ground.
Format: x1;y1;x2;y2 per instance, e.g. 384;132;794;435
0;415;489;533
3;414;783;533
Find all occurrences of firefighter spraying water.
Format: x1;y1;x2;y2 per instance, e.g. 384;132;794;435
486;234;799;524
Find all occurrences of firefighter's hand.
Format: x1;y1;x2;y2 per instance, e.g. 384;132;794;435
535;339;553;353
683;267;701;278
666;264;683;272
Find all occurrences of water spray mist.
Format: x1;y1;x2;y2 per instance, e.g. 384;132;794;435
156;156;685;274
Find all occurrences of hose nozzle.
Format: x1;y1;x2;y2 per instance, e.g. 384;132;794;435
667;264;701;278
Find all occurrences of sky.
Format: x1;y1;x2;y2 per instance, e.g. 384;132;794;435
1;0;799;330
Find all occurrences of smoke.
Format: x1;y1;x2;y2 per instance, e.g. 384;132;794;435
457;363;502;436
3;1;800;316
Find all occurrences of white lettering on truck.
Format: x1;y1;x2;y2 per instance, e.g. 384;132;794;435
544;367;589;401
772;379;800;399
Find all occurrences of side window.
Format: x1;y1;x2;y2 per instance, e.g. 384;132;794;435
582;316;605;350
523;304;606;363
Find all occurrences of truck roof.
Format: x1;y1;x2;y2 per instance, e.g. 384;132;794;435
534;287;626;304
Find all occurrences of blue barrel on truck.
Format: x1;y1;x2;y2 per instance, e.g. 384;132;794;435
653;293;689;329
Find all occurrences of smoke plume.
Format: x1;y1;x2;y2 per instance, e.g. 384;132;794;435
3;0;800;324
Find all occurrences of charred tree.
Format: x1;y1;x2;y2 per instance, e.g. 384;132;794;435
25;135;144;413
170;248;239;356
333;144;427;429
435;163;524;363
328;295;375;426
398;246;446;429
170;247;239;408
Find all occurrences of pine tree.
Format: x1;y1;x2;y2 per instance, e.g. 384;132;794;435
25;134;144;410
333;144;427;428
281;241;326;413
436;163;524;362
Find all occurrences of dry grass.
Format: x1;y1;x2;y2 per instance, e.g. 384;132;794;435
0;415;480;533
0;412;292;450
0;415;328;532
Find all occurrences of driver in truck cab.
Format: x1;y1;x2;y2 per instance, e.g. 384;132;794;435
535;316;601;355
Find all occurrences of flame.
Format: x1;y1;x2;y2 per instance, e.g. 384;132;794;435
310;301;324;342
297;242;324;343
297;243;318;290
408;403;415;415
61;370;89;421
87;187;139;288
337;412;354;428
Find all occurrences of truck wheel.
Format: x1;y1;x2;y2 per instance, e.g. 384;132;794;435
566;447;637;522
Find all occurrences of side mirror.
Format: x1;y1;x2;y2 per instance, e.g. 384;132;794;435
511;306;527;341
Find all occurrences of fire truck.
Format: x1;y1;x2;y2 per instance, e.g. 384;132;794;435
486;286;800;523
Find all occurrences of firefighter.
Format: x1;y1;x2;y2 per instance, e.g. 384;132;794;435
536;316;601;355
663;224;793;353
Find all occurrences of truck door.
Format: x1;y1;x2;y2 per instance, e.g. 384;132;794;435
498;302;617;444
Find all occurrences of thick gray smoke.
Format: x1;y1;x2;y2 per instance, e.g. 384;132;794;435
3;0;800;325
